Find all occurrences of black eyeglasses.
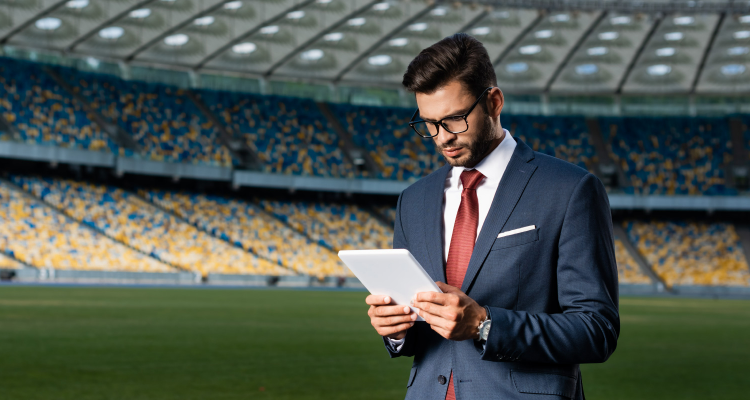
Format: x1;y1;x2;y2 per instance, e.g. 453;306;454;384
408;87;494;138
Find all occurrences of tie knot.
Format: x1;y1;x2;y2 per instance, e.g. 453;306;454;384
460;169;485;190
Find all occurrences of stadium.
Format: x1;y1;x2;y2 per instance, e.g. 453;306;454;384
0;0;748;399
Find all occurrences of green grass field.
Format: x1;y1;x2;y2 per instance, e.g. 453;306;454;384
0;286;748;400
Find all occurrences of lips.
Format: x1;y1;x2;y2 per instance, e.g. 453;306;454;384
443;147;463;158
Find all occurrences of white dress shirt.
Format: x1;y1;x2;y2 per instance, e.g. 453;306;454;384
388;129;517;350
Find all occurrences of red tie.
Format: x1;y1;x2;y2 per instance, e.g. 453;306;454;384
444;169;484;400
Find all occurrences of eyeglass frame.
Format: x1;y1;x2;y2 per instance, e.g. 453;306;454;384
408;86;495;138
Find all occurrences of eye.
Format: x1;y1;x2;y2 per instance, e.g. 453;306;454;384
444;116;463;122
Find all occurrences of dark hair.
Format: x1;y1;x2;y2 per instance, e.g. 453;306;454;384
402;33;497;99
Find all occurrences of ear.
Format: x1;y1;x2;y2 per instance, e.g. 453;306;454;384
487;87;504;119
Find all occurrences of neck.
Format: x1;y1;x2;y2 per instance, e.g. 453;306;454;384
463;127;505;169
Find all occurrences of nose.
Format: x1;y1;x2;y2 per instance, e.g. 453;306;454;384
434;123;455;145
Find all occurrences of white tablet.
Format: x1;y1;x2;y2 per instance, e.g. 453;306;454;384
338;249;441;321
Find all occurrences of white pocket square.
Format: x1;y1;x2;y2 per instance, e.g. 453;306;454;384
497;225;536;238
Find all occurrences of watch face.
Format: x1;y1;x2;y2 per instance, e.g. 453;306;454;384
480;321;491;340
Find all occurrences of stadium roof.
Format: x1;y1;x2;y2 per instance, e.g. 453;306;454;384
2;0;750;94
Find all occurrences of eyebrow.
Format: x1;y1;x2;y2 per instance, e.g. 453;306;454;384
419;107;471;122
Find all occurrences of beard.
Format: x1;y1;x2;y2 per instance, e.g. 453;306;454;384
436;115;497;168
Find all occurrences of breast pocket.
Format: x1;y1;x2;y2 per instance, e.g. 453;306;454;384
491;227;539;251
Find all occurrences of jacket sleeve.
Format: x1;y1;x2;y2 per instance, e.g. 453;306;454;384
479;173;620;364
383;190;421;358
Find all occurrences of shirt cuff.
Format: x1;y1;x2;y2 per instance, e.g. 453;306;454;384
387;336;405;352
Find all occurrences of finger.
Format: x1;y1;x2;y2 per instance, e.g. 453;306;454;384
412;300;449;317
436;281;461;293
373;313;417;327
378;322;415;337
414;291;450;306
417;307;453;331
366;295;393;306
374;305;413;317
429;325;452;340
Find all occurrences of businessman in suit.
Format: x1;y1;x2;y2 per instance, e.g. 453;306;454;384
365;33;619;399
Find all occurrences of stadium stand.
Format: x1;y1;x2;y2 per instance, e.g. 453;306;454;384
604;117;736;195
625;220;750;287
61;69;233;166
196;90;356;177
0;57;118;153
140;190;349;278
0;181;172;272
507;115;598;172
614;238;653;284
260;199;393;252
0;252;22;269
373;205;397;226
331;103;598;181
11;176;288;277
742;116;750;156
329;103;443;181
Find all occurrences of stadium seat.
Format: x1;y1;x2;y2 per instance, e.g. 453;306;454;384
140;189;349;278
60;69;234;167
0;57;118;153
614;238;652;284
625;220;750;286
259;199;393;252
11;176;289;277
0;181;171;272
197;90;356;177
329;103;442;181
604;117;736;195
0;252;22;269
506;115;597;172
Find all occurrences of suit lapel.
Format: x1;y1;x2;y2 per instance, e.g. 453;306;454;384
460;139;537;294
422;164;451;284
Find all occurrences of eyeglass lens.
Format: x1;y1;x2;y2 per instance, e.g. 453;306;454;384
412;117;468;137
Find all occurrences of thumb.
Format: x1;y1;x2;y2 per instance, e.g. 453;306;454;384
436;281;460;293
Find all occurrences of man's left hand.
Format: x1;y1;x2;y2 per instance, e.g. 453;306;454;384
412;281;487;341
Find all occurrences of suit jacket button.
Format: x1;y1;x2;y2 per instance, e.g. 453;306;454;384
438;375;447;385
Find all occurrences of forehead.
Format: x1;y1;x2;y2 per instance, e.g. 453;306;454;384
415;81;474;121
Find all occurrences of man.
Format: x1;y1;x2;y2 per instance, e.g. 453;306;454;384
366;33;619;399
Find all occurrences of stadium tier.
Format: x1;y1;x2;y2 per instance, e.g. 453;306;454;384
0;57;118;153
0;252;22;269
625;220;750;287
0;181;172;272
613;238;653;285
330;103;442;181
259;199;393;252
604;117;736;195
0;57;747;198
61;69;233;167
10;176;288;277
196;90;357;177
2;174;750;288
140;189;348;278
507;115;597;172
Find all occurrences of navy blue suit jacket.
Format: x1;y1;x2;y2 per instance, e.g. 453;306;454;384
386;138;619;399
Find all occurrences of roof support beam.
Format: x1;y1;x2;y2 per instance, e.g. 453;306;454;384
544;11;607;93
616;14;663;94
0;0;70;44
124;0;230;61
466;0;750;14
262;0;382;77
67;0;158;52
194;0;317;69
690;12;725;94
332;4;436;83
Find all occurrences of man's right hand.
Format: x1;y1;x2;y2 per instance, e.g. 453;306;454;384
366;295;417;340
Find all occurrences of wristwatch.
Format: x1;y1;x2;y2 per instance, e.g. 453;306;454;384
477;305;491;342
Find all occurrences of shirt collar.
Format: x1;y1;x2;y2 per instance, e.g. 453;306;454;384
449;128;516;188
